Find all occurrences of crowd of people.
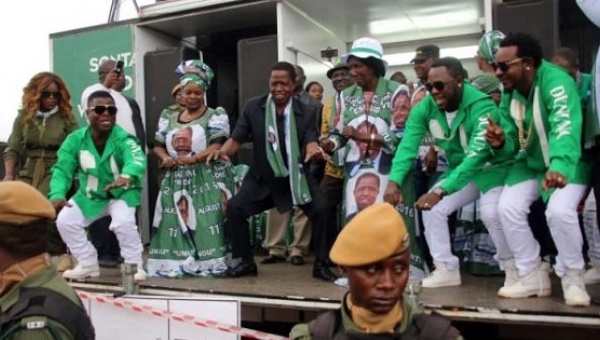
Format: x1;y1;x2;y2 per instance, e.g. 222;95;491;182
2;3;600;336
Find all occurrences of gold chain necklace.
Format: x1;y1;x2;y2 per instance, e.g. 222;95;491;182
517;104;534;151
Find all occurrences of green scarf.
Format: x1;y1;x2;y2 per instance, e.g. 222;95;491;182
584;57;599;148
265;95;312;205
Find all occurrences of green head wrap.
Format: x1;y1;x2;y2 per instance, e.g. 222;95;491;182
478;30;505;63
471;74;501;94
176;60;214;90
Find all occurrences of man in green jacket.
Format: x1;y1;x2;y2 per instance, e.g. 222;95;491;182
49;90;147;282
384;57;515;289
290;203;461;339
0;181;94;339
486;32;590;306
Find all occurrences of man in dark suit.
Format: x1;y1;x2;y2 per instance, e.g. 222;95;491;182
207;61;337;281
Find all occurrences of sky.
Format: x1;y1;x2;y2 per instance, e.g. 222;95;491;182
0;0;154;142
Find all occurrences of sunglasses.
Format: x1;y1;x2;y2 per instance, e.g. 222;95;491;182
492;58;523;73
89;105;117;116
425;79;454;92
41;91;60;99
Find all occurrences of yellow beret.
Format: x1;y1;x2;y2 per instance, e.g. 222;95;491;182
0;182;56;225
330;203;409;266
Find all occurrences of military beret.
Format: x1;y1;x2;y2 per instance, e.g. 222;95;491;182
0;182;56;225
330;203;409;266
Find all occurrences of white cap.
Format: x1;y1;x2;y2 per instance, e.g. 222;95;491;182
343;37;388;68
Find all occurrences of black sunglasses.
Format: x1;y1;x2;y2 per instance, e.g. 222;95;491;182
425;79;454;92
41;91;60;99
89;105;117;116
492;57;523;73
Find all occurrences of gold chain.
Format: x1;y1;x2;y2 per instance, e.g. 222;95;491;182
517;104;534;150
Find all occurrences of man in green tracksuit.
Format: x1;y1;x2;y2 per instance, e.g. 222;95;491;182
384;57;516;289
485;32;591;306
49;90;147;282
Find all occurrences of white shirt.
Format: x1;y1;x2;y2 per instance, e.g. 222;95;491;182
445;110;458;128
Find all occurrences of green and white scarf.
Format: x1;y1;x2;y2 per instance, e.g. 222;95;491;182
265;95;312;205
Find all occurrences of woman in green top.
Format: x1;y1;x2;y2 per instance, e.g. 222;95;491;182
148;60;238;278
3;72;78;270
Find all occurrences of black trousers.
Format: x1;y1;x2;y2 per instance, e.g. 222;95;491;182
319;174;344;251
89;216;120;261
226;178;330;262
593;147;600;237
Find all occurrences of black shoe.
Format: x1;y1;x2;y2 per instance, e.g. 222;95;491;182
313;262;338;282
290;256;305;266
261;255;286;264
225;258;258;278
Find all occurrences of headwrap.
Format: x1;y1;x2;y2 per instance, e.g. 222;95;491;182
478;30;506;63
471;74;501;94
176;60;215;90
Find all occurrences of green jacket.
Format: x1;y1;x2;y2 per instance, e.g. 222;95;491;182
49;124;146;219
290;296;461;340
3;110;78;195
0;265;83;340
389;83;515;194
501;61;590;191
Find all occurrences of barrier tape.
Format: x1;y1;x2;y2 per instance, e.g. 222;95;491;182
77;290;289;340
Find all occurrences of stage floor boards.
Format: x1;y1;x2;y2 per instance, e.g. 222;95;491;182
72;255;600;322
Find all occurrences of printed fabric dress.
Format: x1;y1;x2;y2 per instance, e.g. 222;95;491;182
147;107;239;278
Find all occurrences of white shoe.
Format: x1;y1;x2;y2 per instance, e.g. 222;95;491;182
498;262;551;298
422;261;461;288
584;267;600;285
63;263;100;280
134;268;148;282
502;259;518;288
562;269;590;307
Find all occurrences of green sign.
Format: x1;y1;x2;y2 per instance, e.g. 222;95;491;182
52;24;134;126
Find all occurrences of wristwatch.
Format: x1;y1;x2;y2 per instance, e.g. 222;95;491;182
431;187;446;198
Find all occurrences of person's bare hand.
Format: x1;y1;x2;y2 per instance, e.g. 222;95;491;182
52;199;72;210
542;171;567;191
161;156;176;169
206;149;230;163
176;156;197;166
416;193;441;210
384;181;403;205
304;144;330;162
104;176;131;191
320;138;335;153
342;126;356;139
485;116;505;149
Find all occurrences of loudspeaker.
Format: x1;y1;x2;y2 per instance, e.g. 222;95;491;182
493;0;559;58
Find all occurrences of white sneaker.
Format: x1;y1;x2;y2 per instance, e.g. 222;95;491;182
584;267;600;285
502;259;518;288
63;263;100;280
421;261;461;288
498;262;551;298
562;269;590;307
134;268;148;282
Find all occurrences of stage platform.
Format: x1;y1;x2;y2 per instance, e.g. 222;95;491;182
69;255;600;332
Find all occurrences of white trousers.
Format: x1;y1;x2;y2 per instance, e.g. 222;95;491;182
56;199;144;266
583;189;600;267
498;180;587;277
422;183;511;271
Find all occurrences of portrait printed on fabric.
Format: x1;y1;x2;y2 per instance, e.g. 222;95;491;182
174;190;197;235
165;125;207;158
344;114;389;177
344;169;388;222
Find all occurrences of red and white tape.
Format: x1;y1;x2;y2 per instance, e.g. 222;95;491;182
77;290;289;340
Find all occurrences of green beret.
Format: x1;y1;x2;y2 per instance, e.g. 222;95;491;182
0;182;55;225
471;74;501;94
478;30;505;63
330;203;409;266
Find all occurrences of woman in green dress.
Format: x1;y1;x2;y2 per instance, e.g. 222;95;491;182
148;60;238;277
3;72;78;270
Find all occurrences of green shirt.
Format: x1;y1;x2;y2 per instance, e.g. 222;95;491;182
0;265;83;340
49;125;147;219
389;83;514;194
290;296;462;340
500;61;590;192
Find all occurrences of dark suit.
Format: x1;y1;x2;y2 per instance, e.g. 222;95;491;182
228;95;330;261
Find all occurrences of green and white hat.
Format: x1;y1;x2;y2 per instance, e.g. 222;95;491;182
343;37;388;68
478;30;506;63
